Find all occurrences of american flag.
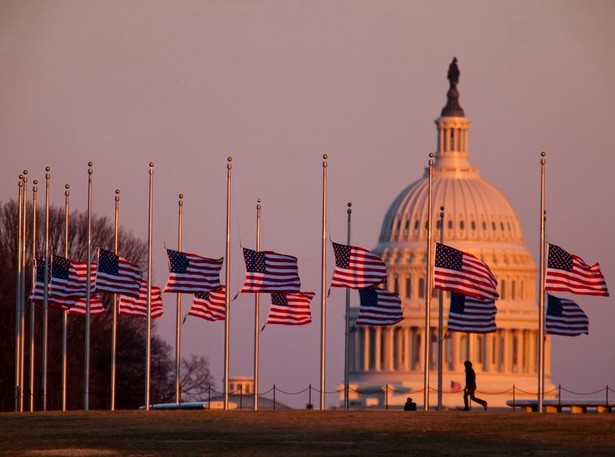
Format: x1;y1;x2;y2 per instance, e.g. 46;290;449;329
330;242;387;289
434;243;499;300
355;287;403;326
546;294;589;337
29;258;50;303
240;248;301;293
119;280;164;319
95;248;143;297
188;286;226;321
266;292;314;326
49;255;97;300
447;292;497;333
545;244;609;296
163;249;223;293
66;295;106;316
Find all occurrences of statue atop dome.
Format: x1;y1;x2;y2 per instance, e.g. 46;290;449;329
441;57;465;117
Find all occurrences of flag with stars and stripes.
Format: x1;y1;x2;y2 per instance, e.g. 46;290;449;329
330;242;387;289
29;258;50;303
355;287;403;326
447;292;497;333
163;249;223;293
546;294;589;336
240;248;301;293
545;244;609;296
266;292;314;326
95;248;143;297
188;286;226;321
49;255;96;300
119;280;164;318
434;243;499;300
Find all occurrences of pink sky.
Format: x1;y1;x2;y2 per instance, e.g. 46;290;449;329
1;0;614;408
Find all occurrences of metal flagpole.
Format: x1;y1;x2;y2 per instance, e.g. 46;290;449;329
343;202;352;410
223;157;232;410
111;189;120;411
175;193;183;404
538;151;547;413
29;179;38;412
62;184;70;412
15;175;24;412
85;162;93;411
437;206;445;411
42;166;50;411
19;172;28;412
145;163;154;411
320;154;328;410
254;199;261;411
423;153;434;412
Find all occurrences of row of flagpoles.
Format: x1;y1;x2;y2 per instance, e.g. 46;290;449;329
12;152;609;413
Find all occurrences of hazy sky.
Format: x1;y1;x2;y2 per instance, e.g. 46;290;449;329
1;0;614;408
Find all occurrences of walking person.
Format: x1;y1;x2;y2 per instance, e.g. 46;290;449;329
463;360;487;411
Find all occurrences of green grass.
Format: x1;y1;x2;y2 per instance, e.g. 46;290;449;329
1;410;614;456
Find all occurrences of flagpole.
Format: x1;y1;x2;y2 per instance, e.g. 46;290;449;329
15;175;24;412
111;189;120;411
29;179;38;412
19;171;28;413
62;184;70;412
320;154;328;410
42;166;50;412
175;193;183;405
224;157;232;410
343;202;352;410
538;151;547;413
437;205;444;411
145;162;154;411
85;162;93;411
254;199;261;411
423;152;434;412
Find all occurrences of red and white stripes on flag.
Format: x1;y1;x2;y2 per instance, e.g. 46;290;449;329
266;292;314;326
29;258;49;303
49;255;97;300
95;248;143;297
545;244;609;296
66;295;106;316
447;292;497;333
187;286;226;321
163;249;223;294
546;294;589;336
434;243;499;300
356;287;403;326
330;242;387;289
240;248;301;293
119;280;163;318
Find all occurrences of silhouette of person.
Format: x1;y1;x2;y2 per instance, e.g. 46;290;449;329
403;397;417;411
463;360;487;411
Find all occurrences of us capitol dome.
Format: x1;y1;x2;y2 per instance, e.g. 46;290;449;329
344;58;555;409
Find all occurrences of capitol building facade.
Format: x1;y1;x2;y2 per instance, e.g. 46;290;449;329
344;60;555;409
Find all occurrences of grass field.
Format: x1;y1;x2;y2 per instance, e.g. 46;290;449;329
1;410;614;456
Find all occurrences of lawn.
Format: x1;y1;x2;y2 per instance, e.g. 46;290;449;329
1;410;614;456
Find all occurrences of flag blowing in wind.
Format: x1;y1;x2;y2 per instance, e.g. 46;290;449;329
240;248;301;293
163;249;223;293
188;286;226;321
29;258;49;303
447;292;497;333
67;295;106;316
356;287;403;326
434;243;499;300
330;242;387;289
546;294;589;336
266;292;314;326
95;248;143;297
119;280;163;319
49;255;96;300
545;244;609;296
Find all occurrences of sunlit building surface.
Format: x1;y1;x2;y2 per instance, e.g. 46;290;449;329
344;60;555;409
